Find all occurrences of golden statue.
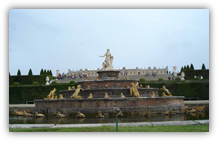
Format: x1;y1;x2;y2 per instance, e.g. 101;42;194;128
125;85;129;88
24;109;31;113
44;88;57;100
55;96;58;99
96;111;104;118
130;82;140;97
139;84;143;88
104;93;109;98
151;92;156;97
117;76;119;80
160;85;172;96
72;86;75;90
88;77;90;80
87;85;91;89
126;77;129;80
116;111;124;118
68;86;71;90
177;107;188;114
70;85;84;99
188;108;197;113
23;110;33;117
59;94;64;99
196;105;205;112
95;77;99;80
147;85;150;88
76;111;85;118
35;111;45;118
168;92;173;97
145;85;148;88
192;104;198;109
162;92;167;97
13;109;24;116
56;111;66;118
87;93;93;99
120;93;125;98
105;84;109;88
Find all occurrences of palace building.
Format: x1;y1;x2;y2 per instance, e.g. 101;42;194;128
66;66;168;77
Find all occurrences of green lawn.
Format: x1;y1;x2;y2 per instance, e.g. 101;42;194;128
9;125;209;132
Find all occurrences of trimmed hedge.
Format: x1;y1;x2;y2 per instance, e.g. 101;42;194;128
13;82;20;85
139;81;209;100
139;78;146;82
51;81;57;84
32;81;39;85
69;80;76;84
175;77;181;81
9;75;53;85
158;78;164;81
9;83;78;104
182;69;209;80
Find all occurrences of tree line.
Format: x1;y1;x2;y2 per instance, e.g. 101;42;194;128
10;69;53;76
180;63;206;73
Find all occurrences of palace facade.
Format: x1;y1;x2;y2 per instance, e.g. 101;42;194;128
67;66;168;77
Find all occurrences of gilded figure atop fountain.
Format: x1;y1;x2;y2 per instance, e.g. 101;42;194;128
100;49;114;70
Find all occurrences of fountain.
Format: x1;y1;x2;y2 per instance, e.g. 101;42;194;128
34;49;185;115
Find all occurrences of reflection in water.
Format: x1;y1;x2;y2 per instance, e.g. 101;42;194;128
76;118;85;124
9;104;209;124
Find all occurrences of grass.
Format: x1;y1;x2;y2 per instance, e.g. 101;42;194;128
9;125;209;132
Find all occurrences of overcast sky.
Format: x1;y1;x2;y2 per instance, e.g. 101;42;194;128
9;9;209;75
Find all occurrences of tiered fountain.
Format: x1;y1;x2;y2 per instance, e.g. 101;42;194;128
34;49;185;116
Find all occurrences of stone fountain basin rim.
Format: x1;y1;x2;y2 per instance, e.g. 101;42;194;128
34;96;185;102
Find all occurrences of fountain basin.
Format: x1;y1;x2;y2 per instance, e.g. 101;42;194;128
97;70;120;80
34;96;185;115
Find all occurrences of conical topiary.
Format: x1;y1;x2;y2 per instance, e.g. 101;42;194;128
190;63;194;70
186;65;189;70
50;70;53;76
202;63;206;70
40;69;43;75
17;69;21;76
180;67;184;73
46;70;50;75
43;69;46;75
28;69;33;76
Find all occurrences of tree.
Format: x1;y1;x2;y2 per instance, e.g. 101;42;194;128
43;69;46;75
17;69;21;76
50;70;53;76
184;66;187;71
190;63;194;70
28;69;33;76
40;69;43;75
46;70;50;75
202;63;206;70
186;65;190;70
180;67;184;73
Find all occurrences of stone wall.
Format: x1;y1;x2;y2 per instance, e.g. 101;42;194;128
34;96;184;115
